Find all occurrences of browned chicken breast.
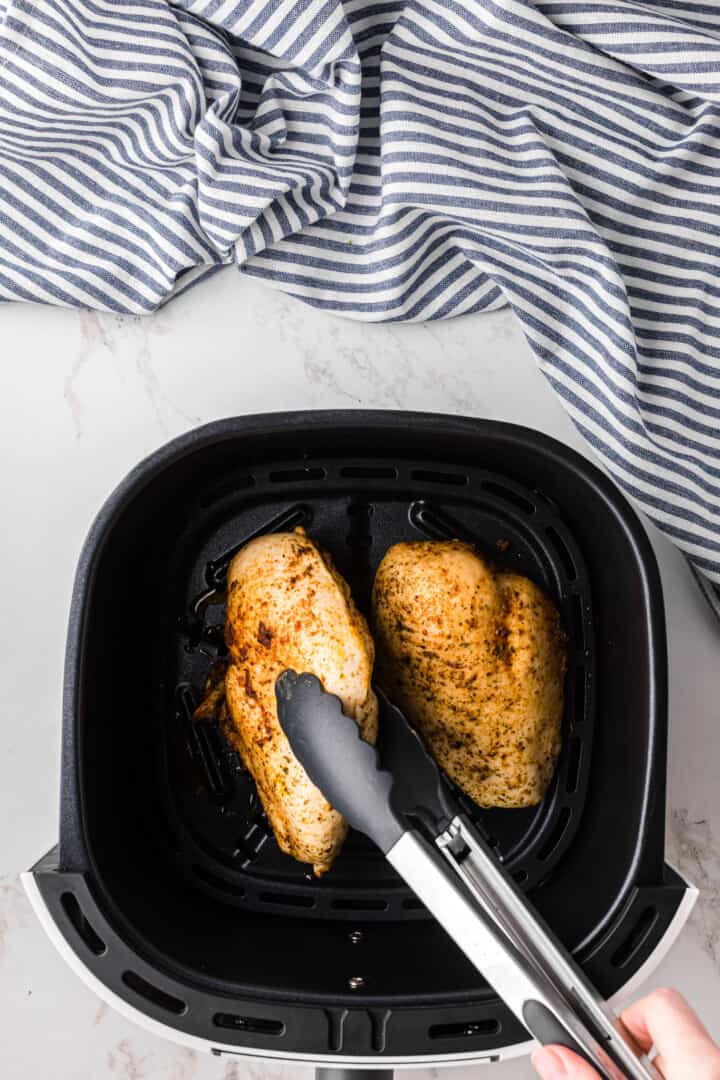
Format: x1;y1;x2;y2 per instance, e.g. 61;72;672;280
195;528;378;876
372;541;565;808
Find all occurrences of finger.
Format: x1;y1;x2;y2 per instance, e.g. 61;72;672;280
621;988;718;1061
651;1054;668;1077
532;1045;602;1079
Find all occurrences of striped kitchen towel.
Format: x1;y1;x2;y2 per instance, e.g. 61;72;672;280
1;1;720;581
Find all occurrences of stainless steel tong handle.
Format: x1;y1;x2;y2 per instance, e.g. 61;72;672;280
386;830;628;1079
433;817;660;1080
276;673;659;1080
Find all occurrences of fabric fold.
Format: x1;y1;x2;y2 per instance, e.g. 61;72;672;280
2;0;720;579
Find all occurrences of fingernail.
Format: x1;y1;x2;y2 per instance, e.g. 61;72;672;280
532;1047;569;1079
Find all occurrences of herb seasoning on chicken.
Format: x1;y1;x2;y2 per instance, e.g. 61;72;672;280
372;540;565;808
194;528;378;875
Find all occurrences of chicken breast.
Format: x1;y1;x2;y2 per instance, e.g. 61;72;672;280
195;528;378;876
372;541;565;808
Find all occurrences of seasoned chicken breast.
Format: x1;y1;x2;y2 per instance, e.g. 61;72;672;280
372;541;565;808
195;528;378;876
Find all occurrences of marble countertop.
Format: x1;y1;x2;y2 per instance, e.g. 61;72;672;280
1;269;719;1080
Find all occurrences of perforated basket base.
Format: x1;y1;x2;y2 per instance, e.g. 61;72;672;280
164;455;595;919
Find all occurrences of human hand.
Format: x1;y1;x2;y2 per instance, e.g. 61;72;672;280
531;988;720;1079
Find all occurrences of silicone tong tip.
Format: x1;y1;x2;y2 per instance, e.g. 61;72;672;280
276;671;404;854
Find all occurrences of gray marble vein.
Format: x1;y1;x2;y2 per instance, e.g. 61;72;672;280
1;273;718;1079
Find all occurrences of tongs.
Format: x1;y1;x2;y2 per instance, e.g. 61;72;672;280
275;672;660;1080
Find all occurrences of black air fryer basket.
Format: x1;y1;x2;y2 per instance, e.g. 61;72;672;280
25;411;693;1070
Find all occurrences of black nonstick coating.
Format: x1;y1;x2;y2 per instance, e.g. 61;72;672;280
164;454;594;917
36;412;682;1060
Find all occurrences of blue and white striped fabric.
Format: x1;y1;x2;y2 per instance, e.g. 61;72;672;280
2;1;720;580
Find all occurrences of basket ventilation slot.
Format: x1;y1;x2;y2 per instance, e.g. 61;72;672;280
574;668;586;723
428;1019;501;1040
60;893;106;957
482;481;535;513
340;465;398;479
565;737;582;795
411;468;468;487
259;890;315;909
214;1013;285;1036
121;971;186;1015
269;467;326;483
331;898;389;912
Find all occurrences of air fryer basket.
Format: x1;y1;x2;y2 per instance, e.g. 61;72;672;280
27;412;692;1065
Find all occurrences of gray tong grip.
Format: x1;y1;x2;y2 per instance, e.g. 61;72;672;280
387;831;618;1076
275;671;405;853
522;999;597;1065
439;817;660;1080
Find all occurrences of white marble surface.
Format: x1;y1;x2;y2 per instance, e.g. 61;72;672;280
1;268;719;1079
